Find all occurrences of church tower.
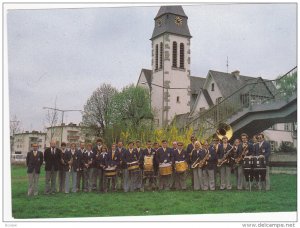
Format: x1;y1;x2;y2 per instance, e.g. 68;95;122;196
150;5;192;127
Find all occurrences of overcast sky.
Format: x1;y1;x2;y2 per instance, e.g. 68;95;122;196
7;3;297;132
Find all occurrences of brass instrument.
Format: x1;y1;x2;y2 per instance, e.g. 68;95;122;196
216;122;233;141
217;144;235;167
191;149;210;169
68;153;75;172
235;144;249;164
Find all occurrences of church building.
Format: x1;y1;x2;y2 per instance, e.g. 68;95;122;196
136;5;296;150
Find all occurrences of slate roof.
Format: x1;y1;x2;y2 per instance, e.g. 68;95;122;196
190;76;206;94
208;70;266;98
142;69;153;87
154;5;188;19
151;6;192;40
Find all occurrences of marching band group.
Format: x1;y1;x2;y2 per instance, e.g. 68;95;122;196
26;132;271;196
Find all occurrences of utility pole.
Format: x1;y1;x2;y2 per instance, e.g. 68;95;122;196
43;107;82;145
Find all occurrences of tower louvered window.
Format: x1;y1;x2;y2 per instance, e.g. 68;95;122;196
180;43;184;69
155;44;158;70
172;41;177;67
160;42;163;69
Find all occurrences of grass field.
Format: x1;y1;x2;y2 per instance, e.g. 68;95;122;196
11;165;296;219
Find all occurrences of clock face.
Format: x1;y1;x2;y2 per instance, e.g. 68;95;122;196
174;16;183;26
157;18;162;27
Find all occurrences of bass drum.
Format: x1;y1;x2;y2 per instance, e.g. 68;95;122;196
144;155;154;172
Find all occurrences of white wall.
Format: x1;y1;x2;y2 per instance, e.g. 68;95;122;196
190;90;209;117
12;133;46;157
204;74;222;105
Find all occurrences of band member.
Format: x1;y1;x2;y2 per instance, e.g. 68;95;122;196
76;142;85;192
64;142;80;193
134;140;143;191
191;141;205;190
152;142;160;189
210;137;220;188
123;141;140;192
236;133;254;190
96;145;108;193
202;141;217;191
173;142;189;190
83;143;94;192
106;143;120;192
170;141;178;189
187;136;196;189
139;141;156;191
156;140;173;191
255;133;271;191
232;139;242;190
26;143;43;196
44;140;61;194
217;136;233;190
58;142;67;193
92;138;103;191
116;141;127;191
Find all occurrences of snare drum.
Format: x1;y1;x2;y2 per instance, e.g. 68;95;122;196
144;155;154;172
159;163;172;176
242;156;253;170
104;166;117;177
127;161;139;171
175;161;188;173
253;155;266;169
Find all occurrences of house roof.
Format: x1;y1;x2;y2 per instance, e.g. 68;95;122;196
208;70;262;98
190;76;206;94
137;68;152;88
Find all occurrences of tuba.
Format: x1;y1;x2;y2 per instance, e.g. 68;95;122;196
216;122;233;141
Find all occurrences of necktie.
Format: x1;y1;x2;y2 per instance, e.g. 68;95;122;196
33;151;37;156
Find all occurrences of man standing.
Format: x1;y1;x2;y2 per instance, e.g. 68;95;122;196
236;133;254;190
58;142;68;193
156;140;173;191
26;143;43;196
202;141;217;191
44;140;61;194
92;138;103;191
106;143;120;192
255;133;271;191
134;140;143;191
76;142;85;192
123;141;139;192
217;136;233;190
64;142;79;193
83;143;94;192
173;142;189;190
186;136;196;189
116;141;126;191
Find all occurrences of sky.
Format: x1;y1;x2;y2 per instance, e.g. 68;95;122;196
7;3;297;132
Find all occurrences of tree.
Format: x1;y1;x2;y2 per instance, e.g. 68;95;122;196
44;99;59;141
82;83;117;139
276;71;297;98
108;84;153;142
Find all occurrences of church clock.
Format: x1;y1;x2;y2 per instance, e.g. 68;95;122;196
174;16;183;26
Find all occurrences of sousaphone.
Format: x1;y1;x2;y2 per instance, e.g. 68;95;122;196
216;122;233;141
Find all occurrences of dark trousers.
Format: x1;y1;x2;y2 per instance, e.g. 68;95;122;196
104;175;116;192
76;170;84;191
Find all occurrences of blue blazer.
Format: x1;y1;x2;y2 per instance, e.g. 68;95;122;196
26;151;43;174
255;141;271;163
156;147;173;164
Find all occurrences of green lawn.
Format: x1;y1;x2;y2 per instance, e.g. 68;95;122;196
11;165;296;219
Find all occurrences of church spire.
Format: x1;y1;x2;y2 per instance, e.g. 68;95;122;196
151;5;192;40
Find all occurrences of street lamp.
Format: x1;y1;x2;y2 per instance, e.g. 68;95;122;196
43;106;82;145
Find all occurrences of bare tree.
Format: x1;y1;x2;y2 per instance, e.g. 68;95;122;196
45;99;59;141
10;115;21;136
82;83;117;138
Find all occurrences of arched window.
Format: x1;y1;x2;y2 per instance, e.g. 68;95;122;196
180;43;184;69
155;44;158;70
160;42;163;69
172;41;177;68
